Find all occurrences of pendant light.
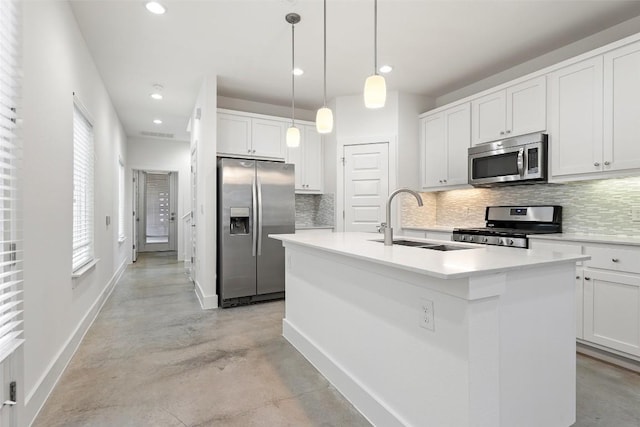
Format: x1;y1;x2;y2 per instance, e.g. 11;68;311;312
286;13;301;148
364;0;386;109
315;0;333;134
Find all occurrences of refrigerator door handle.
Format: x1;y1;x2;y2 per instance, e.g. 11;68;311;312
251;175;257;257
257;176;263;256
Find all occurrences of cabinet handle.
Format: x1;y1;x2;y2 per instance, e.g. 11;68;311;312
584;277;591;281
252;149;256;153
438;180;442;183
612;258;619;263
604;161;610;166
505;130;511;134
500;131;505;135
594;162;600;167
443;179;447;183
576;276;581;280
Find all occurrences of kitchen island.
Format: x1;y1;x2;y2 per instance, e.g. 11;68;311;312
270;232;589;427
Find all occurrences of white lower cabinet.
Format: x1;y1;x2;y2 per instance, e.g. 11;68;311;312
530;237;640;360
583;269;640;356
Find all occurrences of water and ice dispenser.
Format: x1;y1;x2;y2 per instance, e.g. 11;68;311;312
229;207;250;235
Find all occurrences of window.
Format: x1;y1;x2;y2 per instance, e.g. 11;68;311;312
72;102;95;272
118;157;125;241
0;0;24;362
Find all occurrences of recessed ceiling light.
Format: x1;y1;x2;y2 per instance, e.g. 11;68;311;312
145;2;166;15
150;93;163;100
292;68;304;76
379;65;393;74
153;119;163;125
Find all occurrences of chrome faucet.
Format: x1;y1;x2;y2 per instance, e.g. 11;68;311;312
382;188;423;246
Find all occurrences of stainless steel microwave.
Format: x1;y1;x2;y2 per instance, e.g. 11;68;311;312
468;133;548;187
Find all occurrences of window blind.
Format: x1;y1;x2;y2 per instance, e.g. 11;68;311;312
72;104;94;272
118;158;125;240
0;0;24;363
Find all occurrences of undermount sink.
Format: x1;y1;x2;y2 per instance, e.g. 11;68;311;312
371;239;473;251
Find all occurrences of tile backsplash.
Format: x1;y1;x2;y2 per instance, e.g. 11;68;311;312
295;193;335;228
402;176;640;236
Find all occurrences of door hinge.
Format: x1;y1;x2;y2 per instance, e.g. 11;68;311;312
341;157;345;165
132;210;135;216
133;244;136;250
191;256;194;263
342;210;345;219
9;381;16;403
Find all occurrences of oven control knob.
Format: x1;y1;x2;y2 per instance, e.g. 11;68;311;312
497;238;505;245
468;236;475;242
482;237;488;243
461;236;467;241
507;239;514;246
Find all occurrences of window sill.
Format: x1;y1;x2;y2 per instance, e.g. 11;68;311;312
72;258;100;279
118;236;127;244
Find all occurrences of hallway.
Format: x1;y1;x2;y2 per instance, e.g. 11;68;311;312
33;253;640;426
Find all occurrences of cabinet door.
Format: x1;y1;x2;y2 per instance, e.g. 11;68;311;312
251;118;286;159
217;113;251;155
548;57;604;178
445;103;471;186
506;76;547;137
302;125;323;192
575;269;584;340
583;269;640;356
471;90;506;145
286;137;304;191
421;113;446;188
604;40;640;172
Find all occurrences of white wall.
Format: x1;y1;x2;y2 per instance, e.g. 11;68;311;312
126;137;190;261
21;1;129;425
190;77;218;309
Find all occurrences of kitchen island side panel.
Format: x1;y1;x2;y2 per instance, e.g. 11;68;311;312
282;244;501;427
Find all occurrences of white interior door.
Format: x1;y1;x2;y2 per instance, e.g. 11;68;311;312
343;143;389;232
139;171;178;252
190;148;197;283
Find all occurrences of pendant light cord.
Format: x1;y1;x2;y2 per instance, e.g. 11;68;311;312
291;22;296;126
374;0;378;76
323;0;327;107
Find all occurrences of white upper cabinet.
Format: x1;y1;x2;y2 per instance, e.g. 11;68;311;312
217;113;251;156
603;40;640;173
548;57;604;178
251;118;286;159
471;76;546;145
286;124;323;194
421;103;471;191
217;110;286;160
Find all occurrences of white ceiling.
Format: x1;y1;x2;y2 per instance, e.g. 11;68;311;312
69;0;640;142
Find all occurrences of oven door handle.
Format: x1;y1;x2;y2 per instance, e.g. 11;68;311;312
517;148;525;177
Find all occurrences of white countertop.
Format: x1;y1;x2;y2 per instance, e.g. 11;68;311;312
529;233;640;247
270;232;589;280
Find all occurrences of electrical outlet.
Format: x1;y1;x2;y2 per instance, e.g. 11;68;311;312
632;206;640;222
419;299;435;331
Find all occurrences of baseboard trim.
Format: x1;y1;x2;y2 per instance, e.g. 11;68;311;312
577;341;640;373
194;279;218;309
282;319;404;427
25;259;128;426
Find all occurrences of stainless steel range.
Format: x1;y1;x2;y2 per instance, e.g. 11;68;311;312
452;205;562;249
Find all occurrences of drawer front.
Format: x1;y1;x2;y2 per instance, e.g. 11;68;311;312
584;244;640;274
529;240;583;265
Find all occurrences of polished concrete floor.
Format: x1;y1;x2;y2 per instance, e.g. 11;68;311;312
34;253;640;426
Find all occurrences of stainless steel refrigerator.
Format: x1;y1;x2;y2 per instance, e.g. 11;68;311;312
217;158;295;308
